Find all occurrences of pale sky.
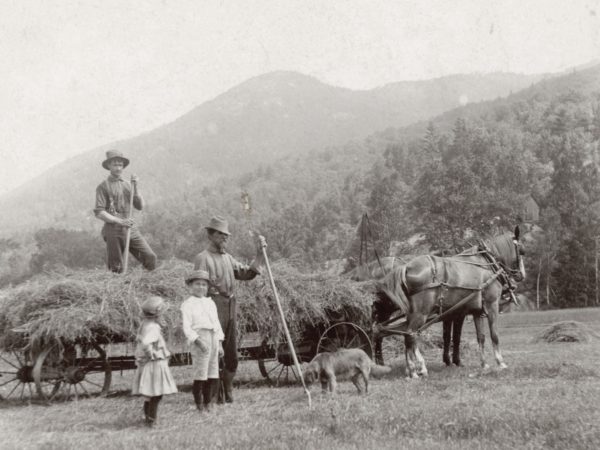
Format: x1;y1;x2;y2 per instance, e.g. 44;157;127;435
1;0;599;194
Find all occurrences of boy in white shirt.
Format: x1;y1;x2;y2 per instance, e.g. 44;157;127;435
181;270;224;412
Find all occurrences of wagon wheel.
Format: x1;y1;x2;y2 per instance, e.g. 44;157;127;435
33;343;111;402
317;322;373;358
257;340;302;386
257;358;300;386
0;349;37;402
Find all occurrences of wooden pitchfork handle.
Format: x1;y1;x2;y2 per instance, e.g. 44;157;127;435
122;177;136;273
258;236;312;408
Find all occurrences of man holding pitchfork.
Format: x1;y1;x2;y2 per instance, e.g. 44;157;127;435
94;150;157;273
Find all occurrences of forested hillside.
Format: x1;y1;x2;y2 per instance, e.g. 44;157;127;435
2;65;600;309
0;71;542;234
143;65;600;308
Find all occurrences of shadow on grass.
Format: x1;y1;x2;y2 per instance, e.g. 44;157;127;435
512;361;598;380
0;388;133;410
0;396;51;409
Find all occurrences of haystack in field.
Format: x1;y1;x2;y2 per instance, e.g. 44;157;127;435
533;321;599;343
0;260;376;352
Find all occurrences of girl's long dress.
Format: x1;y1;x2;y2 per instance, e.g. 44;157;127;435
131;320;178;397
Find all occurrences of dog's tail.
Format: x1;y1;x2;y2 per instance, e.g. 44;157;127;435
370;363;392;377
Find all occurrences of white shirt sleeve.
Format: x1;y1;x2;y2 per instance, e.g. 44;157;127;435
181;300;199;345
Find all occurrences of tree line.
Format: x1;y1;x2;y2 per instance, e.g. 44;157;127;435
2;81;600;309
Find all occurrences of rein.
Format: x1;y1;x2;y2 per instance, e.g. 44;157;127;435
376;272;502;338
377;239;516;338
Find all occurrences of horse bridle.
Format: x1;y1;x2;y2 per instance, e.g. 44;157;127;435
503;238;525;280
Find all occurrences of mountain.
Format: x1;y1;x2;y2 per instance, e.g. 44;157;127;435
376;64;600;143
0;70;544;234
205;64;600;267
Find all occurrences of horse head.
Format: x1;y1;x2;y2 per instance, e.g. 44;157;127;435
487;225;526;282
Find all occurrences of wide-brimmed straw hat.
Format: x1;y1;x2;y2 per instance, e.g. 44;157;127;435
141;296;166;317
102;150;130;170
185;270;212;285
205;216;231;235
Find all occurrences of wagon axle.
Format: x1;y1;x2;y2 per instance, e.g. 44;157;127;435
16;365;34;384
63;367;86;384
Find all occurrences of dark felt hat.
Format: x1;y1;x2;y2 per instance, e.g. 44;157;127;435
102;150;130;170
205;216;231;235
185;270;212;285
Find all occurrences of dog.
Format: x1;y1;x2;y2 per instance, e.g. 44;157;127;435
303;348;391;394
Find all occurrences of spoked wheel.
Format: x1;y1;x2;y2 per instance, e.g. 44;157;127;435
0;349;36;402
257;358;300;386
256;338;307;387
317;322;373;357
33;343;112;403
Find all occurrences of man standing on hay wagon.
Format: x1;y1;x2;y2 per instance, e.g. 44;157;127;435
193;216;265;404
94;150;157;273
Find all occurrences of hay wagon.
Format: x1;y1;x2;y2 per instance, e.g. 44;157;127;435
0;262;378;403
0;317;375;403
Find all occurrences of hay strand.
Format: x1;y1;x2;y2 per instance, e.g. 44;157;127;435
533;321;599;343
0;260;376;352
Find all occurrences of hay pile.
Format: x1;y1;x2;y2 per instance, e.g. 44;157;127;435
0;260;375;352
533;321;599;344
237;262;375;345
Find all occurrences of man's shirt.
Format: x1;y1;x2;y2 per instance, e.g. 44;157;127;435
194;242;258;297
94;175;142;219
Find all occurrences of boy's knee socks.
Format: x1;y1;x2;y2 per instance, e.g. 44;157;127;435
202;379;215;405
192;380;203;405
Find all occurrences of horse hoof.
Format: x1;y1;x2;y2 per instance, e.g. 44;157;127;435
482;363;490;370
499;363;508;370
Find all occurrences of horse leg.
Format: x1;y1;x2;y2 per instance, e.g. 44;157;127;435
374;337;384;365
415;345;428;377
442;319;452;366
486;303;507;369
452;315;465;366
473;312;489;369
404;333;419;378
404;309;428;378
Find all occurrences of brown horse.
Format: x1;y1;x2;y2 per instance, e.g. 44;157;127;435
386;226;525;378
347;254;481;366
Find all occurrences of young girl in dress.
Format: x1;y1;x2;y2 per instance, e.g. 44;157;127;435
181;270;224;412
132;296;178;426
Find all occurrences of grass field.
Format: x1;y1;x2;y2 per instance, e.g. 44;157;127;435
1;308;600;450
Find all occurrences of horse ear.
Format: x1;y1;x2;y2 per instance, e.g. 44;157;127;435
514;225;521;241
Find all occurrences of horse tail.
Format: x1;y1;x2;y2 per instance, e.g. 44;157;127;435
370;363;392;377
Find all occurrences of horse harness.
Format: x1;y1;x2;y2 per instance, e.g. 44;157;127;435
393;243;516;336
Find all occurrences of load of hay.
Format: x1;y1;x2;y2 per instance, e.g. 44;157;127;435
0;260;376;352
533;321;599;344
